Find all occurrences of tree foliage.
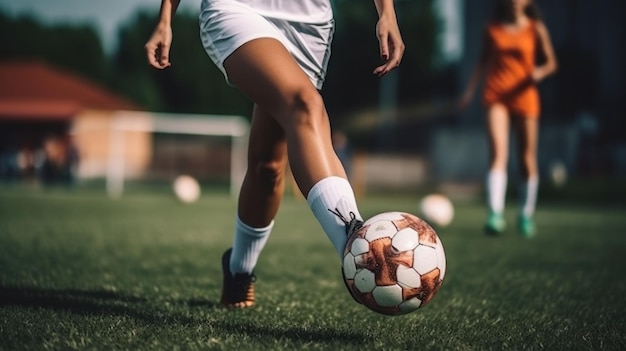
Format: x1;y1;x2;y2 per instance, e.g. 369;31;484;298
325;0;439;118
112;10;251;115
0;12;110;84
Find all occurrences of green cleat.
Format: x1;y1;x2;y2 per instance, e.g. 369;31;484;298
484;212;506;236
518;215;536;238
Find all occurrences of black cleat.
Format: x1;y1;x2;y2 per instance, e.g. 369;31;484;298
328;208;363;238
329;208;364;305
220;248;256;308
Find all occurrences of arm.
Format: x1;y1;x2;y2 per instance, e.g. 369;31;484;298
458;29;491;110
145;0;181;69
532;21;558;82
372;0;405;77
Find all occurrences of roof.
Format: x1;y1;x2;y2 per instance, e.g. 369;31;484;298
0;61;139;120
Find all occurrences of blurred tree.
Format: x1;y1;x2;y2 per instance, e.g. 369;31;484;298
113;10;251;116
395;1;440;100
323;0;379;118
0;12;110;85
323;0;439;119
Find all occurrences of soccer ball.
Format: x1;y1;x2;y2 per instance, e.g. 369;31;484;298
173;175;201;203
548;160;568;188
342;212;446;315
419;194;454;227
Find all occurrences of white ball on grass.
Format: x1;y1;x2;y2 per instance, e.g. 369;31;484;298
549;160;568;188
419;194;454;227
173;175;201;203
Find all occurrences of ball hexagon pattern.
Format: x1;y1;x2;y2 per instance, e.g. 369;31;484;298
342;212;446;316
396;264;421;289
392;228;419;252
412;245;438;275
354;269;376;293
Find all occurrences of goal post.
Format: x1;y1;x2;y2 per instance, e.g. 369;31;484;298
106;110;249;199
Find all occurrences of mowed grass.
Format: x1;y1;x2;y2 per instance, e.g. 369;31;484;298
1;183;625;350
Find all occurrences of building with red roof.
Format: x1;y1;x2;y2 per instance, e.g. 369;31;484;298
0;61;138;116
0;61;151;183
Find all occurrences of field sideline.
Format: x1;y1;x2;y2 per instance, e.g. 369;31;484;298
1;184;625;350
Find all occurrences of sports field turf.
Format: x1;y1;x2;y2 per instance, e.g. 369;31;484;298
1;183;625;350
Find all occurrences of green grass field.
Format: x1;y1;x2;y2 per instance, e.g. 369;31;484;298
1;183;625;350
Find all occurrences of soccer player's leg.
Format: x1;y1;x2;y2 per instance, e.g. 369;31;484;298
484;103;510;235
224;38;362;259
221;105;288;308
513;115;539;238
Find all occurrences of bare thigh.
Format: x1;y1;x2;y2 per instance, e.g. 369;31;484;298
223;38;321;127
223;38;345;195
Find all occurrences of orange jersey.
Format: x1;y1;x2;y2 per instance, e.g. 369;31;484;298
482;21;540;118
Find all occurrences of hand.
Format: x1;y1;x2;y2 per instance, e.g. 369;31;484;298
373;15;405;77
145;24;173;69
531;69;543;83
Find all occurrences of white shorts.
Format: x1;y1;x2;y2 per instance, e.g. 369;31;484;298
199;0;334;90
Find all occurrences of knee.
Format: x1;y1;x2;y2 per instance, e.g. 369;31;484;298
251;158;286;190
284;88;327;131
490;153;508;169
521;159;539;178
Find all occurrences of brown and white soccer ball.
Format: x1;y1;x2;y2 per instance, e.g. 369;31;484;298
342;212;446;315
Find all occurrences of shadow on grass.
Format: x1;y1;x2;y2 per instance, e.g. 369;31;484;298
0;285;154;317
0;285;372;345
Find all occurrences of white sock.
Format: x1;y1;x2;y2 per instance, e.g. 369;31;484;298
306;176;362;259
519;176;539;217
229;215;273;275
486;169;507;214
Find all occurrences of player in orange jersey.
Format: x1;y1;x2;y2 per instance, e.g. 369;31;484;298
459;0;557;237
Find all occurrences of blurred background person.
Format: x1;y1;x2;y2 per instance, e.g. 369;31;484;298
39;134;80;187
459;0;557;237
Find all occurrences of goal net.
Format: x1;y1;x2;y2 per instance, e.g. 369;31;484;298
104;110;249;198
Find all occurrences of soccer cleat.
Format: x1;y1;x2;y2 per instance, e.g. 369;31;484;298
328;208;364;304
484;212;506;236
345;214;364;239
328;208;363;238
518;215;536;238
220;248;256;308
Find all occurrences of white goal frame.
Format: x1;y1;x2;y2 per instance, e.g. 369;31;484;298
106;110;249;199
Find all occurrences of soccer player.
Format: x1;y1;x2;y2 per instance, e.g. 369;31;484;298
459;0;557;238
145;0;405;307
